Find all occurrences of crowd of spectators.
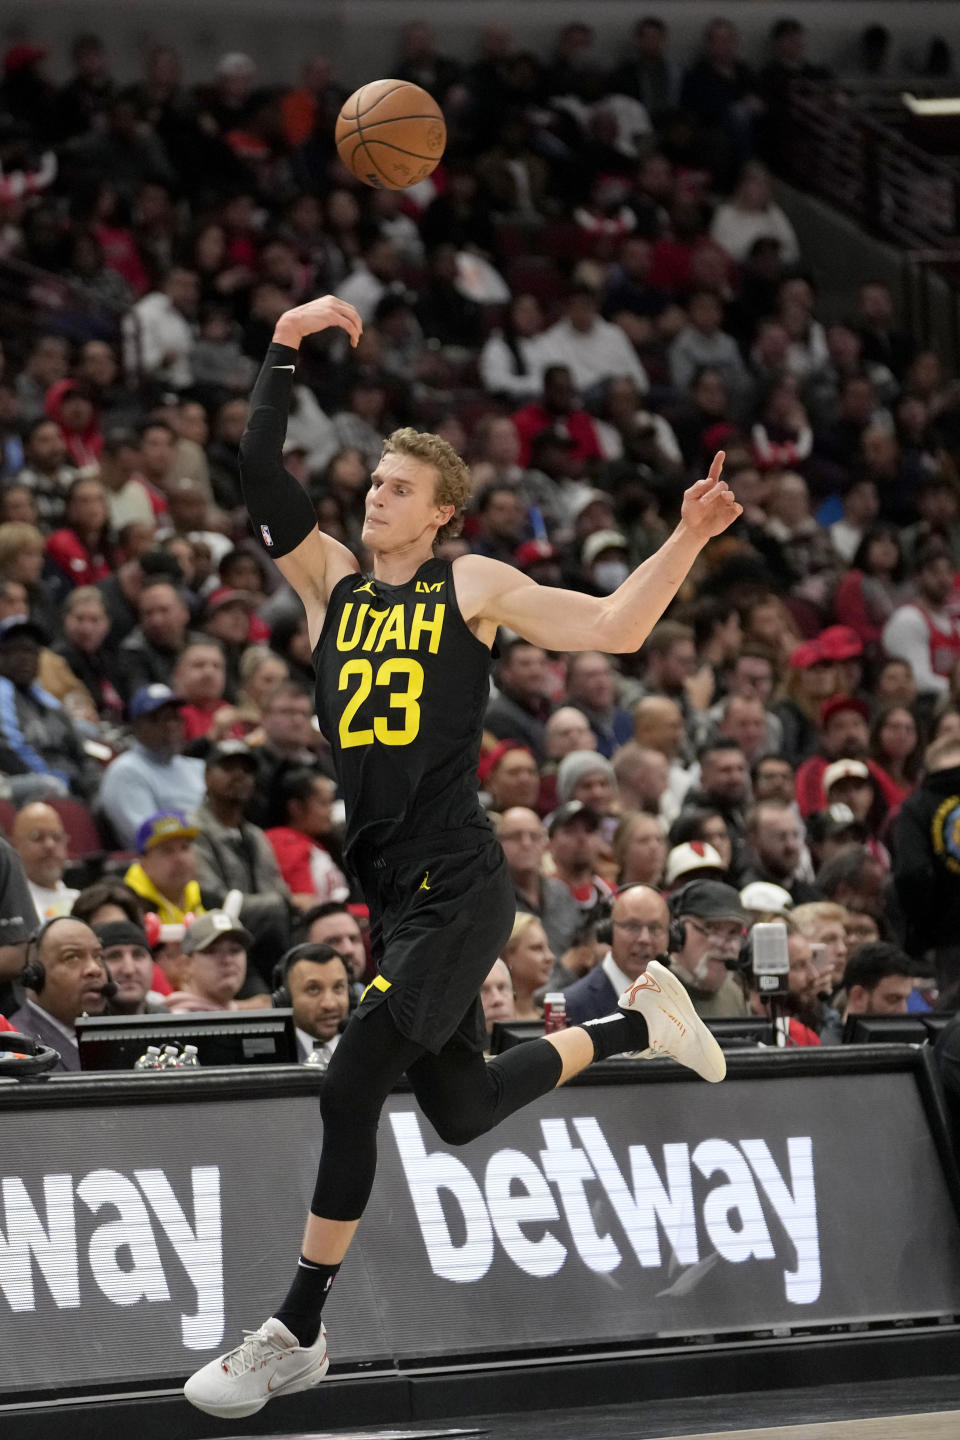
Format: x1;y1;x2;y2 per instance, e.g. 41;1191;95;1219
0;16;960;1069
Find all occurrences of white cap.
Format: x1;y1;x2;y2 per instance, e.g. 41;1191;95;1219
582;529;628;568
823;758;870;792
217;52;256;77
665;840;724;886
739;880;794;917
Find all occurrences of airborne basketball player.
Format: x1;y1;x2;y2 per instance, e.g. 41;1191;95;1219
185;295;742;1417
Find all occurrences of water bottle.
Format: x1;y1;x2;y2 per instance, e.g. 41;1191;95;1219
158;1044;182;1069
179;1045;200;1068
134;1045;162;1071
543;993;567;1034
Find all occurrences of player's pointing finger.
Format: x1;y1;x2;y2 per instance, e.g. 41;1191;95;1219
708;450;725;484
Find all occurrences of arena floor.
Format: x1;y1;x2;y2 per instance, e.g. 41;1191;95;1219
201;1375;960;1440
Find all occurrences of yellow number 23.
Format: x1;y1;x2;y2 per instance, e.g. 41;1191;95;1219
338;657;424;748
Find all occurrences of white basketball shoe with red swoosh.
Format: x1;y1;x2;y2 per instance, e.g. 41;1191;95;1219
183;1317;329;1418
619;959;727;1083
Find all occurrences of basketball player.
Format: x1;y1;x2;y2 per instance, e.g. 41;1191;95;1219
185;295;742;1417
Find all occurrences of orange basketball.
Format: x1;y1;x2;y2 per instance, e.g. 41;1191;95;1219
335;79;447;190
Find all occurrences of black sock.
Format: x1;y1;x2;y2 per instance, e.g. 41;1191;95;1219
581;1010;649;1062
274;1256;340;1346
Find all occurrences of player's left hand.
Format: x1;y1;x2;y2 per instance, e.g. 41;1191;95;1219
680;451;742;542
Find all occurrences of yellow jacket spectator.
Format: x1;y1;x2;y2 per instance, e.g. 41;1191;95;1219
123;810;206;925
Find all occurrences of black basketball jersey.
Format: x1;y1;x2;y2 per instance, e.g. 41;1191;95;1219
313;557;493;861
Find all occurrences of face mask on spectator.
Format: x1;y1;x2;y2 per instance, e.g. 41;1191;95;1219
593;560;630;592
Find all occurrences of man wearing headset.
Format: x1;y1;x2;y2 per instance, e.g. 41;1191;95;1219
563;883;671;1025
5;916;113;1070
668;880;751;1018
272;943;352;1064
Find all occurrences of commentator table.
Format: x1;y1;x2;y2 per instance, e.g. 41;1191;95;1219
2;1048;960;1439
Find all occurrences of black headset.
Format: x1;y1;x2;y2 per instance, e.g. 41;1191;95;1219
21;914;116;999
0;1030;60;1078
667;879;749;957
271;942;357;1011
596;880;723;953
595;883;672;948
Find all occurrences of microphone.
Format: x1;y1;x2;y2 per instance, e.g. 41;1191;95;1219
99;977;118;999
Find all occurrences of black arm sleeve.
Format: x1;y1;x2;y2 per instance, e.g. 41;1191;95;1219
238;341;319;557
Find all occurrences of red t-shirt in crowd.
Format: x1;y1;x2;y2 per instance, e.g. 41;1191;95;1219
179;702;248;742
511;403;603;468
45;530;113;587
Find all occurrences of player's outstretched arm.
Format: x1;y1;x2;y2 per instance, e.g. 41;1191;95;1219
457;452;741;653
239;297;364;637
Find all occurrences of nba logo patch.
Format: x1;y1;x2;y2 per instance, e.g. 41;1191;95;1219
260;525;274;547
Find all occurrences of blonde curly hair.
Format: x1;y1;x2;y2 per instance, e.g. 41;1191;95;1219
382;427;472;544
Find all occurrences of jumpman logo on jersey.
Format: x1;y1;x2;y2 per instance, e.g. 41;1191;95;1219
354;580;377;596
419;871;431;891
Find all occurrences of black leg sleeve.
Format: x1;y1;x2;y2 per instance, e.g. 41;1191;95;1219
238;341;319;558
311;1003;426;1221
408;1036;564;1148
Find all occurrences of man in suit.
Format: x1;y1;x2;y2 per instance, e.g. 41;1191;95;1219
281;946;352;1065
563;884;670;1024
6;915;112;1071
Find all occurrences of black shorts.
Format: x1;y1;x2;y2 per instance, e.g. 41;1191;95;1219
352;827;515;1054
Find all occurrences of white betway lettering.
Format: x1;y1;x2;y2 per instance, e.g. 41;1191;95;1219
576;1118;698;1269
78;1170;171;1307
0;1174;80;1310
0;1166;224;1347
391;1112;822;1304
485;1148;565;1278
135;1167;224;1347
692;1139;777;1264
742;1137;821;1303
390;1113;493;1282
539;1118;617;1272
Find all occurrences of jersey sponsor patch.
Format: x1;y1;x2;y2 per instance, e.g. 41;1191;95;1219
260;525;274;547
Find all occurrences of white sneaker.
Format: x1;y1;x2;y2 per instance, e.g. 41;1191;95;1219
619;960;726;1083
183;1316;329;1418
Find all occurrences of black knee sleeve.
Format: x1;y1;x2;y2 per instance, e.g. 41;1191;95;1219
417;1037;564;1148
311;1006;424;1221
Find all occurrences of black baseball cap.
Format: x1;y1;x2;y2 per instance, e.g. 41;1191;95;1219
94;921;151;951
547;801;601;836
672;879;748;924
0;615;47;645
205;740;257;770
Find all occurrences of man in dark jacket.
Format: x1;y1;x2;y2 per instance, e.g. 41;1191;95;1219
246;682;335;830
6;916;111;1071
192;740;296;984
739;801;821;905
119;578;201;697
0;835;39;1018
484;638;554;765
499;805;581;960
892;735;960;988
0;616;100;802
